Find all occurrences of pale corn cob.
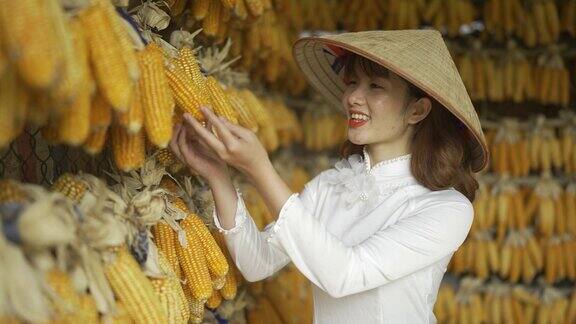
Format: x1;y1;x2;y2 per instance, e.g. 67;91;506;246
51;173;87;202
206;76;238;123
203;0;221;37
166;63;205;121
139;43;174;148
111;124;145;172
90;94;113;130
46;269;84;322
176;218;213;301
56;83;91;146
79;0;133;112
193;0;210;20
83;127;108;155
206;290;222;309
152;221;182;278
0;67;28;148
226;88;259;132
182;283;205;324
157;253;190;323
212;275;226;290
0;0;61;89
150;278;183;324
99;0;139;81
104;246;168;323
50;14;83;106
117;82;143;134
0;179;26;203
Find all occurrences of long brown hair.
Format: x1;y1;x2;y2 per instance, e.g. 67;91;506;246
338;53;478;202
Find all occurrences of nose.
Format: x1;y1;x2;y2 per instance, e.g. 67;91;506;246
346;85;365;107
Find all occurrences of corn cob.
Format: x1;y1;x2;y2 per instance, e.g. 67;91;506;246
166;63;205;121
234;0;248;20
51;173;87;202
152;221;181;278
0;66;28;148
0;179;26;203
220;266;238;300
212;275;226;290
156;149;179;169
105;300;132;324
117;82;144;134
245;0;264;17
79;0;133;112
139;43;174;148
0;0;61;89
78;294;99;324
157;252;190;324
206;289;222;309
46;268;85;322
182;283;205;324
206;76;238;123
193;0;210;20
176;219;213;301
226;88;258;132
150;277;183;324
104;246;168;323
83;127;108;155
90;93;113;130
177;46;212;106
99;0;139;81
56;84;91;146
203;0;221;37
111;124;145;172
220;0;236;10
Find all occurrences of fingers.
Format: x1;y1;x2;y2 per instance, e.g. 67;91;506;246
218;117;253;140
182;111;227;154
169;123;184;162
177;126;194;163
198;107;239;147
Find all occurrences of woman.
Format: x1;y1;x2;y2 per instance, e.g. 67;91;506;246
170;30;489;323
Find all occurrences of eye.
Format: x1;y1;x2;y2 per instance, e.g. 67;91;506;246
370;83;384;89
344;79;357;85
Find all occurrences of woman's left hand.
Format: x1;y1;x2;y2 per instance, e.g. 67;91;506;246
182;106;270;177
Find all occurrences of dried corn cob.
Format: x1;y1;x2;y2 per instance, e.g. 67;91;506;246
176;218;213;301
220;266;238;300
117;82;143;134
177;47;212;106
150;278;183;324
226;88;258;132
212;275;226;290
182;214;229;279
90;93;113;130
51;173;87;202
206;76;238;123
105;246;168;323
0;0;61;89
156;149;178;169
182;284;205;324
206;290;222;309
111;124;145;172
56;83;92;146
157;252;190;323
46;268;84;322
79;0;133;111
139;43;174;148
166;63;205;121
0;179;26;203
83;126;108;155
152;221;181;278
50;14;83;106
78;294;99;324
203;0;221;37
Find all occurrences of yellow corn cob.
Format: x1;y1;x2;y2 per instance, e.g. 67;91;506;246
177;46;212;106
78;294;99;324
176;219;213;301
150;277;183;324
0;67;28;148
206;76;238;123
139;43;174;148
206;289;222;309
51;173;87;202
0;0;61;89
203;1;221;37
111;124;145;172
105;300;133;324
46;268;84;322
156;251;190;323
117;82;144;134
166;63;205;121
79;0;133;112
99;0;139;81
156;148;178;168
90;93;113;130
104;246;168;323
212;275;226;290
56;83;91;146
220;267;238;300
83;127;108;155
193;0;210;20
0;179;26;203
152;221;181;278
226;88;258;132
245;0;264;17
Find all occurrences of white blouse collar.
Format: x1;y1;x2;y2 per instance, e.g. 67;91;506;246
362;146;412;176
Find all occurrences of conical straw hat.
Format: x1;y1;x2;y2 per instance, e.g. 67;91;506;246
292;29;489;172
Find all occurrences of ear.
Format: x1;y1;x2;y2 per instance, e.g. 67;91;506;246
406;97;432;124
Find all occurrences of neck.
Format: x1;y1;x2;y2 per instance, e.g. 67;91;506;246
364;143;410;168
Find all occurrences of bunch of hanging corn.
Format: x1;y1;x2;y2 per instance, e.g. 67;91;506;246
302;109;348;152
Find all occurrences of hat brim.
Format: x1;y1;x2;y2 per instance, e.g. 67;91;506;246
292;36;489;173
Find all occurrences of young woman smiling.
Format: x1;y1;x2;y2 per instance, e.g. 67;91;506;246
170;30;489;323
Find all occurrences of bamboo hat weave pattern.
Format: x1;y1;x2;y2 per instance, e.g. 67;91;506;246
292;29;489;172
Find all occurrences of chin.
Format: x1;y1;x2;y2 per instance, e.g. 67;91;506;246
347;134;367;145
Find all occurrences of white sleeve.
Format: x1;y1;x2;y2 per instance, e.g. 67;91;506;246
266;191;474;298
212;188;290;282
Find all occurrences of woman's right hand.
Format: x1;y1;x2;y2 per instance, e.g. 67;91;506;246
169;121;230;184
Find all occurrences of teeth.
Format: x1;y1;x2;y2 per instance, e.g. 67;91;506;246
350;113;370;121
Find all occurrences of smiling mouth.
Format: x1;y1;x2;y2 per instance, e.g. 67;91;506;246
348;112;370;128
